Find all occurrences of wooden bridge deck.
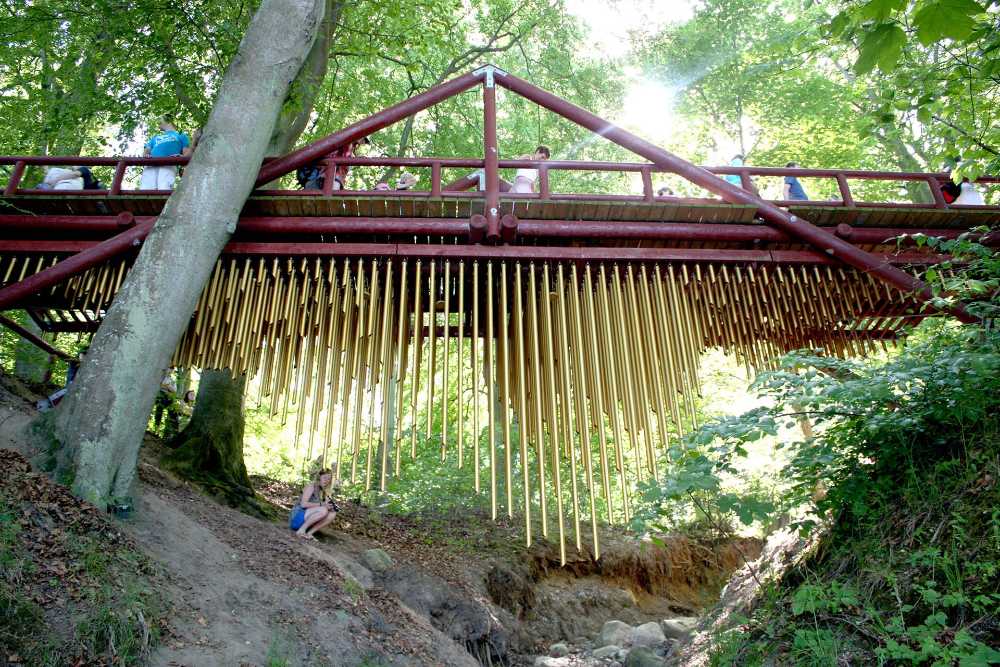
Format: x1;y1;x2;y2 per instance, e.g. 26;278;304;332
3;193;998;229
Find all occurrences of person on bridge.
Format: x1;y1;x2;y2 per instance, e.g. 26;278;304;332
289;469;339;540
396;172;418;190
511;145;550;193
724;154;744;186
140;118;192;190
954;179;985;205
39;167;84;190
783;162;809;201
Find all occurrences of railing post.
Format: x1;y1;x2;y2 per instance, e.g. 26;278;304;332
927;176;947;209
641;166;654;202
836;173;855;207
539;164;550;200
110;160;127;195
322;159;337;195
482;67;500;242
431;161;442;197
4;160;27;196
739;169;754;191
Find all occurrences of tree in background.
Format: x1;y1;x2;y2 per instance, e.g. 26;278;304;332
28;0;326;509
634;0;998;201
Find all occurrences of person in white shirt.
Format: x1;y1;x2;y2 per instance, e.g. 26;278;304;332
953;180;985;205
41;167;84;190
510;145;550;193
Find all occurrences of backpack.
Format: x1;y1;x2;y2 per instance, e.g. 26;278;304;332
296;164;322;188
78;167;103;190
941;181;960;204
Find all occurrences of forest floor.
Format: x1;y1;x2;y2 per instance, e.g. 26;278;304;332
0;374;758;667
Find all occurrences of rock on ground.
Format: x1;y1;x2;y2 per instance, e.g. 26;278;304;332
598;619;634;648
550;641;570;657
661;616;699;640
625;646;666;666
361;547;394;572
593;644;623;659
631;621;667;647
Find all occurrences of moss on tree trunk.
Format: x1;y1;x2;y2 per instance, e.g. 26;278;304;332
162;370;270;517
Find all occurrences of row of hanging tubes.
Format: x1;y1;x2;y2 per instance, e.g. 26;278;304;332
167;256;909;562
0;252;913;562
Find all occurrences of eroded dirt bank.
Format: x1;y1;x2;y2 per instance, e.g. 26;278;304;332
0;375;757;666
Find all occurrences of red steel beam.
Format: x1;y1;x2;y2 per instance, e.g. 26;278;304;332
0;314;76;361
2;215;994;247
0;215;146;233
0;215;151;310
216;242;943;266
256;71;484;186
2;238;941;264
493;70;978;323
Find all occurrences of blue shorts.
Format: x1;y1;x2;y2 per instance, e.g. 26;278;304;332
289;506;306;531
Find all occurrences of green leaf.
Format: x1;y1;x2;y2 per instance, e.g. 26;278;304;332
859;0;907;21
914;0;985;45
855;23;907;74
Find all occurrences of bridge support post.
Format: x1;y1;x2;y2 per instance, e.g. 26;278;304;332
482;67;501;243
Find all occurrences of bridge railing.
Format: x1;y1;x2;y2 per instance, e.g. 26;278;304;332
2;154;998;209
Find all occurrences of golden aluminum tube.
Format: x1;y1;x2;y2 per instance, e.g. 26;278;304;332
345;263;368;482
456;260;465;469
652;265;683;434
583;264;613;521
610;265;640;466
410;259;424;460
540;263;566;563
499;261;514;517
485;260;497;520
513;263;532;545
376;259;395;491
527;262;548;536
472;260;481;492
425;259;437;441
442;259;451;458
597;264;630;523
364;269;387;488
555;264;581;553
568;265;598;556
393;259;410;478
637;264;668;471
624;264;656;477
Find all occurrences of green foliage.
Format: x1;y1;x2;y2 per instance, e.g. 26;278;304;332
855;23;906;74
638;236;1000;664
0;498;163;665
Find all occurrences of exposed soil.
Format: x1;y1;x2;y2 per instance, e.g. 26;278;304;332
0;375;760;667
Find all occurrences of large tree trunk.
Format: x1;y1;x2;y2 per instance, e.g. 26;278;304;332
28;0;325;508
13;314;53;386
170;0;341;503
161;370;270;515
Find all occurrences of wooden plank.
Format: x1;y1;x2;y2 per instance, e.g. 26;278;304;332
369;197;387;217
400;197;414;217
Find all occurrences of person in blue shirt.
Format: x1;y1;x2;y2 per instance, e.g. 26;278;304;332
139;118;191;191
724;154;744;186
782;162;809;201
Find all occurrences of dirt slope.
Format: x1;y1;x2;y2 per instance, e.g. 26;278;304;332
1;374;756;667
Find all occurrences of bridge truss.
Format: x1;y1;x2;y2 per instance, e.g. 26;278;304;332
1;66;998;560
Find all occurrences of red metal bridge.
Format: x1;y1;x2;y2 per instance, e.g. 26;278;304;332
1;66;997;558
